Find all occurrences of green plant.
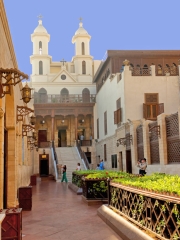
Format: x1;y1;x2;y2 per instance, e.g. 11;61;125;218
156;219;165;234
93;181;108;194
173;233;179;240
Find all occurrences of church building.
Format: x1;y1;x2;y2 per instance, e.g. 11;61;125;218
30;19;101;160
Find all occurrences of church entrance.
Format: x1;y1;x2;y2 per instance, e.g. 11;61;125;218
39;154;49;177
58;129;67;147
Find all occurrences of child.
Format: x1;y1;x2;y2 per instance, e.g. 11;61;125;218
76;163;81;171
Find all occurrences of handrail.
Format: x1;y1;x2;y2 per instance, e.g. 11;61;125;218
52;141;58;164
76;140;90;170
50;145;58;181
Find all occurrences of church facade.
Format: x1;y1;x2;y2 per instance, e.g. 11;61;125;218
30;19;101;163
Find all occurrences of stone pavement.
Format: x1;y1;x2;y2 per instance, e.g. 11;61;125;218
22;180;122;240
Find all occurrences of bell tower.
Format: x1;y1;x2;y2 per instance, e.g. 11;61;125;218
30;17;51;81
72;19;93;78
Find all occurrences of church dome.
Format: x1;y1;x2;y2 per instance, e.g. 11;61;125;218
75;22;88;35
34;20;47;33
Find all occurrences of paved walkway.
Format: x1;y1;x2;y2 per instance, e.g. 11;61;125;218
22;180;122;240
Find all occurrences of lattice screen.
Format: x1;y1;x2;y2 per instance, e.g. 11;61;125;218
166;113;180;163
149;121;160;164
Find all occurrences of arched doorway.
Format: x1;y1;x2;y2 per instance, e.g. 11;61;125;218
82;88;90;102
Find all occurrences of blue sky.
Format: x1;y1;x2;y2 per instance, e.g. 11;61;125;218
4;0;180;77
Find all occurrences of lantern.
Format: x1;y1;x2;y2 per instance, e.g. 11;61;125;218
21;83;32;103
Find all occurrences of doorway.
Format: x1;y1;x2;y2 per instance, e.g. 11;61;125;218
38;130;47;147
85;152;91;163
3;128;8;208
126;150;132;173
39;154;49;177
58;130;67;147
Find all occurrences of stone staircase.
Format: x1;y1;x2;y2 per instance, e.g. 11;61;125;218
55;147;85;182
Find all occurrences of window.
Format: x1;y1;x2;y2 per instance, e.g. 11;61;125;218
39;61;43;75
39;41;42;55
39;41;42;49
82;61;86;74
82;88;90;102
61;88;69;96
143;93;164;120
38;88;47;103
104;144;107;161
104;111;107;135
97;118;99;139
82;42;85;55
114;98;122;124
60;88;69;102
111;154;117;168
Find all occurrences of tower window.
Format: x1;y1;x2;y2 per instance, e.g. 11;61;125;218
39;41;42;54
39;61;43;75
39;41;42;49
82;61;86;74
82;42;85;55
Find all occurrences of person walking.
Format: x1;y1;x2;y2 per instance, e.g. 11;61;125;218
61;165;68;182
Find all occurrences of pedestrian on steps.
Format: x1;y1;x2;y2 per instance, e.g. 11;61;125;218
61;165;68;182
76;163;81;171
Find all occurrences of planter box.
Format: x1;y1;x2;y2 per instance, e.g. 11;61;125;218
1;208;22;240
18;186;32;211
108;182;180;240
82;177;108;204
30;175;36;185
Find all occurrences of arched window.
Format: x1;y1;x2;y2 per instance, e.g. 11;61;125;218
39;41;42;49
170;63;177;75
82;42;85;55
82;61;86;74
38;88;47;103
82;88;90;102
39;61;43;75
60;88;69;102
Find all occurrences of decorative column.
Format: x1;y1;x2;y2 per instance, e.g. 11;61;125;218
75;116;78;140
91;115;94;139
51;117;55;141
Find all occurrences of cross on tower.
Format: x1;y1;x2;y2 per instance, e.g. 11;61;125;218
37;14;43;19
60;59;66;66
79;17;83;22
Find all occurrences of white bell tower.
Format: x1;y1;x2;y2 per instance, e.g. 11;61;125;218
72;19;93;78
30;17;51;82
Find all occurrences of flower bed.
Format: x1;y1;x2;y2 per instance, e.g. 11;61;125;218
81;171;130;201
108;174;180;240
72;170;101;188
82;177;108;200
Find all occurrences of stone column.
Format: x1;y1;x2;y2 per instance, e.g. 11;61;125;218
143;119;151;165
91;115;94;139
158;113;168;165
75;116;78;140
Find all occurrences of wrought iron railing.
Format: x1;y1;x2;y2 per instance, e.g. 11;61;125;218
109;182;180;240
34;94;96;104
76;141;90;169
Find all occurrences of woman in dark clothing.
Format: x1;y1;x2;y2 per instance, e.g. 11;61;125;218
61;165;68;182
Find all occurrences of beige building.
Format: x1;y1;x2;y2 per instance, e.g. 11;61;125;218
0;0;34;209
94;51;180;174
30;19;101;169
